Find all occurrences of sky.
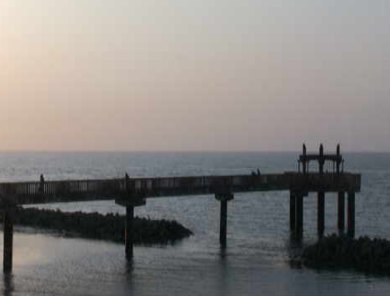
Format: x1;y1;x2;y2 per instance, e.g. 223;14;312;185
0;1;389;152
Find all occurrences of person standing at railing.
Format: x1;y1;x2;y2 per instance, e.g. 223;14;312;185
39;174;45;194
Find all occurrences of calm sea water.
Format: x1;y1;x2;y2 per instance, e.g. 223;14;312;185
0;151;390;296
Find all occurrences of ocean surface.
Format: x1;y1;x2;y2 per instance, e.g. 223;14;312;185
0;151;390;296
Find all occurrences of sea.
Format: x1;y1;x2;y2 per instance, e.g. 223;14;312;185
0;151;389;296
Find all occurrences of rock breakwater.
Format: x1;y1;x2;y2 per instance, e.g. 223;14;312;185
13;207;193;245
301;234;390;274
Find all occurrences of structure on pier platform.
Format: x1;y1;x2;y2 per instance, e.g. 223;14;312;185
292;144;356;238
0;145;361;273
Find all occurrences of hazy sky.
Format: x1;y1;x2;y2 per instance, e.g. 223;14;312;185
0;1;389;151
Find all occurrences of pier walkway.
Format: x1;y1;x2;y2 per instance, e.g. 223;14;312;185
0;145;361;273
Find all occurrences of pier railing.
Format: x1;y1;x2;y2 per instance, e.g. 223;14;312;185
0;172;360;206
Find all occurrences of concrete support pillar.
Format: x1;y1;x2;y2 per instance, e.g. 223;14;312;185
302;144;307;175
289;193;296;232
317;144;325;237
115;173;147;260
219;200;228;247
295;195;304;238
317;192;325;237
215;194;233;248
115;193;146;260
125;205;134;259
338;192;345;231
3;209;14;273
347;192;355;238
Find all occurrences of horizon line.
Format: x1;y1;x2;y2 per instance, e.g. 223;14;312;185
0;149;389;154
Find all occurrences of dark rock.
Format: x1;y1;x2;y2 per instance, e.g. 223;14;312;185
13;207;193;245
300;234;390;274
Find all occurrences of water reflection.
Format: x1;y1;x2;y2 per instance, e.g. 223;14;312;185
125;259;134;274
287;237;304;270
288;235;303;249
219;245;227;259
2;274;14;296
123;259;135;295
218;249;229;296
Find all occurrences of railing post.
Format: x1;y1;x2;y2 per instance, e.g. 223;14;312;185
347;192;355;237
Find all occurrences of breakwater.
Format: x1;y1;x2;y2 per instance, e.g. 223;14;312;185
301;234;390;274
13;207;193;245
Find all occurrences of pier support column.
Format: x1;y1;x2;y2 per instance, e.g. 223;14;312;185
289;193;296;232
116;198;145;259
215;194;234;248
3;209;14;273
125;206;134;259
295;194;304;238
337;192;345;232
220;200;228;246
317;192;325;237
115;178;146;260
347;192;355;238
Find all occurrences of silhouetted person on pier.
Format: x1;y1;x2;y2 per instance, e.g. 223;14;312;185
39;174;45;194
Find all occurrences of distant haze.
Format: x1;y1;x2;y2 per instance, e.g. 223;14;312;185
0;1;389;152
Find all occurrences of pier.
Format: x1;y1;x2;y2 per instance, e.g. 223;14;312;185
0;145;361;273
